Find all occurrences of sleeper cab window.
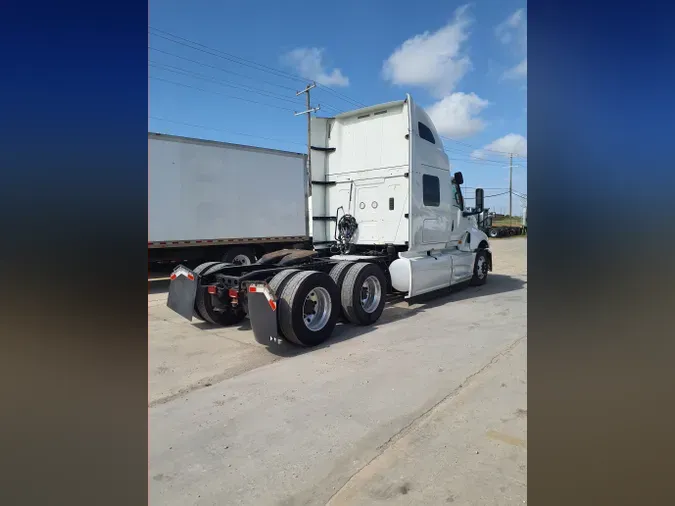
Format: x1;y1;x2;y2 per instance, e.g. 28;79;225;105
418;122;436;144
423;174;440;207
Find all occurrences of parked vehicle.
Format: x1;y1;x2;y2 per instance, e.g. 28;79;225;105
475;210;526;238
167;94;492;348
149;133;310;266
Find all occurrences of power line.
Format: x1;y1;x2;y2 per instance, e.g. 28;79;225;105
465;191;511;199
149;116;306;147
444;145;508;162
149;27;366;110
464;186;526;192
447;156;517;166
149;61;341;115
148;47;344;114
314;83;365;108
441;135;527;159
149;76;296;112
149;60;344;115
149;28;305;83
149;61;306;106
444;145;528;166
149;47;300;92
448;154;528;167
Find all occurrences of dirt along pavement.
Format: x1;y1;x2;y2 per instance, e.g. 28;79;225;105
149;237;527;505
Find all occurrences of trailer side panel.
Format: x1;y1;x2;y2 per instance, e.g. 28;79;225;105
149;133;308;243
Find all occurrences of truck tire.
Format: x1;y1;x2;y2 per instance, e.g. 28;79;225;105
341;263;387;326
469;250;489;286
329;262;353;318
222;247;256;265
268;269;301;298
195;284;246;326
278;271;340;347
488;228;499;238
191;261;222;321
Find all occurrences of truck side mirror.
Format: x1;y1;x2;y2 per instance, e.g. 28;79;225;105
453;172;464;185
475;188;484;212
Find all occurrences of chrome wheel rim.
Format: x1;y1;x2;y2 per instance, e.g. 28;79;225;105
302;287;332;331
232;254;252;265
360;275;382;313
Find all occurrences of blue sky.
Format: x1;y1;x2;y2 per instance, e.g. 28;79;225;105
149;0;527;216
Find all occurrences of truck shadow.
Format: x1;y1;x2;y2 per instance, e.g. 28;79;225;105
267;273;526;358
148;279;170;295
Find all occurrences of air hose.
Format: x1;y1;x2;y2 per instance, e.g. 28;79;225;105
336;212;358;254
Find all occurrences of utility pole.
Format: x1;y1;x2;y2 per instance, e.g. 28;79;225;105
508;152;513;225
295;82;319;197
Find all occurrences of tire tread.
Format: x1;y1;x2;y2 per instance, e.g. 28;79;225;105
340;263;386;325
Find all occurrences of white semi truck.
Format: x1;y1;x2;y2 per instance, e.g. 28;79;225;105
149;133;310;266
167;94;492;348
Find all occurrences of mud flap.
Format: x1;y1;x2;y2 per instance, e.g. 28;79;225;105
166;266;199;321
247;287;282;346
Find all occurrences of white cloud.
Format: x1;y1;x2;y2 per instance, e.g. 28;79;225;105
382;5;472;97
495;8;526;45
495;8;527;80
282;47;349;87
502;58;527;80
426;92;489;138
471;133;527;159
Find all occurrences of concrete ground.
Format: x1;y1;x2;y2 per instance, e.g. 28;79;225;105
149;237;527;506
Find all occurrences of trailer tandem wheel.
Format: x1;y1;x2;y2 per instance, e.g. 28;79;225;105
341;263;387;326
222;246;256;265
278;271;340;347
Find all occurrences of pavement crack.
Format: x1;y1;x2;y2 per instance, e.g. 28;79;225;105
149;356;282;408
325;334;527;505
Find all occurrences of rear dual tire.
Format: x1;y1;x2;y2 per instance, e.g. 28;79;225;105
277;271;340;347
191;262;223;322
192;261;246;325
336;263;386;325
268;262;387;348
195;286;247;326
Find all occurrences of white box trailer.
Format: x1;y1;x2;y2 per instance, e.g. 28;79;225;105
148;133;310;265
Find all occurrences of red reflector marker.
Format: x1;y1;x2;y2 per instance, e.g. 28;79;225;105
268;300;277;311
187;273;195;281
170;273;176;280
248;285;256;293
207;286;217;295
